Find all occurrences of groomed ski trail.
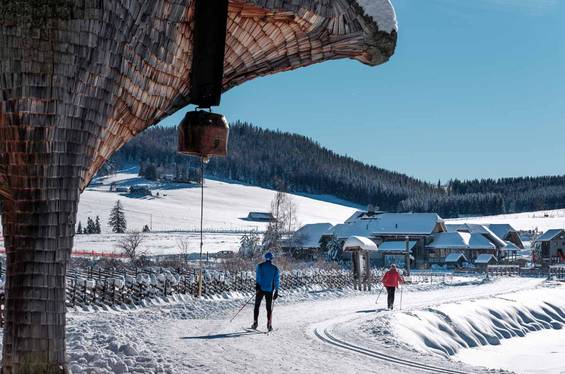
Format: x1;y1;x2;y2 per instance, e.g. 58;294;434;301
144;277;544;373
314;327;472;374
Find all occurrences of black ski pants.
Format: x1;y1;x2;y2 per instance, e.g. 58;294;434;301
386;286;396;309
254;290;273;323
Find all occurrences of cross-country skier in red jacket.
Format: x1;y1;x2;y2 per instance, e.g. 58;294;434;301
381;264;404;310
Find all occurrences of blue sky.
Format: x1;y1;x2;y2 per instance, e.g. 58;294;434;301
158;0;565;183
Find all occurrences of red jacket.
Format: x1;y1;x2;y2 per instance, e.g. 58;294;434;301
382;268;404;288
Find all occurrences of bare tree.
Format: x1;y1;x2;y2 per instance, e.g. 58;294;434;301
116;231;146;262
263;191;298;252
176;237;191;263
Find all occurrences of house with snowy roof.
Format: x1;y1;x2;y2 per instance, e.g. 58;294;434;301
445;223;518;261
486;224;524;249
425;231;497;266
534;229;565;265
283;223;334;259
322;211;446;267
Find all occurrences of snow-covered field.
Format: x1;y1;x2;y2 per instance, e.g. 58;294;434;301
448;209;565;232
0;172;359;255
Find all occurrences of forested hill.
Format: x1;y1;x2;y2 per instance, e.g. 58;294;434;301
107;122;565;218
108;122;439;212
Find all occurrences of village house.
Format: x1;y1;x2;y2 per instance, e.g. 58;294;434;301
128;185;152;197
425;231;497;266
486;224;525;249
534;229;565;265
284;223;333;259
445;223;519;261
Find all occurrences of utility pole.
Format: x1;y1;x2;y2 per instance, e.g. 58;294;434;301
405;235;411;276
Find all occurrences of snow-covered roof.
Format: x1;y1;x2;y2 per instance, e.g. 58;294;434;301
427;232;496;250
475;254;497;264
354;0;398;33
536;229;565;242
332;213;444;239
427;232;467;249
344;209;386;224
467;233;497;250
445;223;506;249
378;240;417;252
486;224;516;240
343;236;378;251
291;223;334;248
445;253;468;263
503;241;520;252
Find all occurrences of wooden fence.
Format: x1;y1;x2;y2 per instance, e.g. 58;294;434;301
63;267;366;310
549;265;565;280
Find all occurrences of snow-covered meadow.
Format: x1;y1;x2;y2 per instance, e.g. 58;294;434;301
0;172;359;256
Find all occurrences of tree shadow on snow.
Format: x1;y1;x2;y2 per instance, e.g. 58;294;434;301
182;331;260;340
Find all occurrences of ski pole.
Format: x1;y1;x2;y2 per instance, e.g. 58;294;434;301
229;293;255;323
375;285;384;305
399;285;403;310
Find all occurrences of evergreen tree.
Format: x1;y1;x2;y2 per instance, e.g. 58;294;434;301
326;236;342;261
76;222;83;235
95;216;101;234
86;217;96;234
108;200;127;233
144;163;158;181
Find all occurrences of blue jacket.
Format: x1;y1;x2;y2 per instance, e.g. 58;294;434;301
255;261;280;293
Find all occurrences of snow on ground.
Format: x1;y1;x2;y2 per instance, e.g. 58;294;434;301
73;232;244;256
0;276;547;373
448;209;565;232
455;328;565;374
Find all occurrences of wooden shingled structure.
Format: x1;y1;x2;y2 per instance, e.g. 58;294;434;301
0;0;397;371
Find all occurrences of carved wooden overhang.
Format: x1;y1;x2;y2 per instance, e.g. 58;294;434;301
0;0;397;191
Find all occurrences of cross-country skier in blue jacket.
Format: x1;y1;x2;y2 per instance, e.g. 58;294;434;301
251;252;280;331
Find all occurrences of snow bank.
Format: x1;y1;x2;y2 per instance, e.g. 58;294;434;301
389;285;565;357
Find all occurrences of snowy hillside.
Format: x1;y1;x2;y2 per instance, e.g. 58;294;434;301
447;209;565;232
81;172;358;231
69;172;357;255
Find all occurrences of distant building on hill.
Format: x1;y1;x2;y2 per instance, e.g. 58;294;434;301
246;212;275;222
128;185;152;197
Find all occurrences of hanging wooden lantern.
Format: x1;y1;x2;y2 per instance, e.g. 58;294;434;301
178;110;229;159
